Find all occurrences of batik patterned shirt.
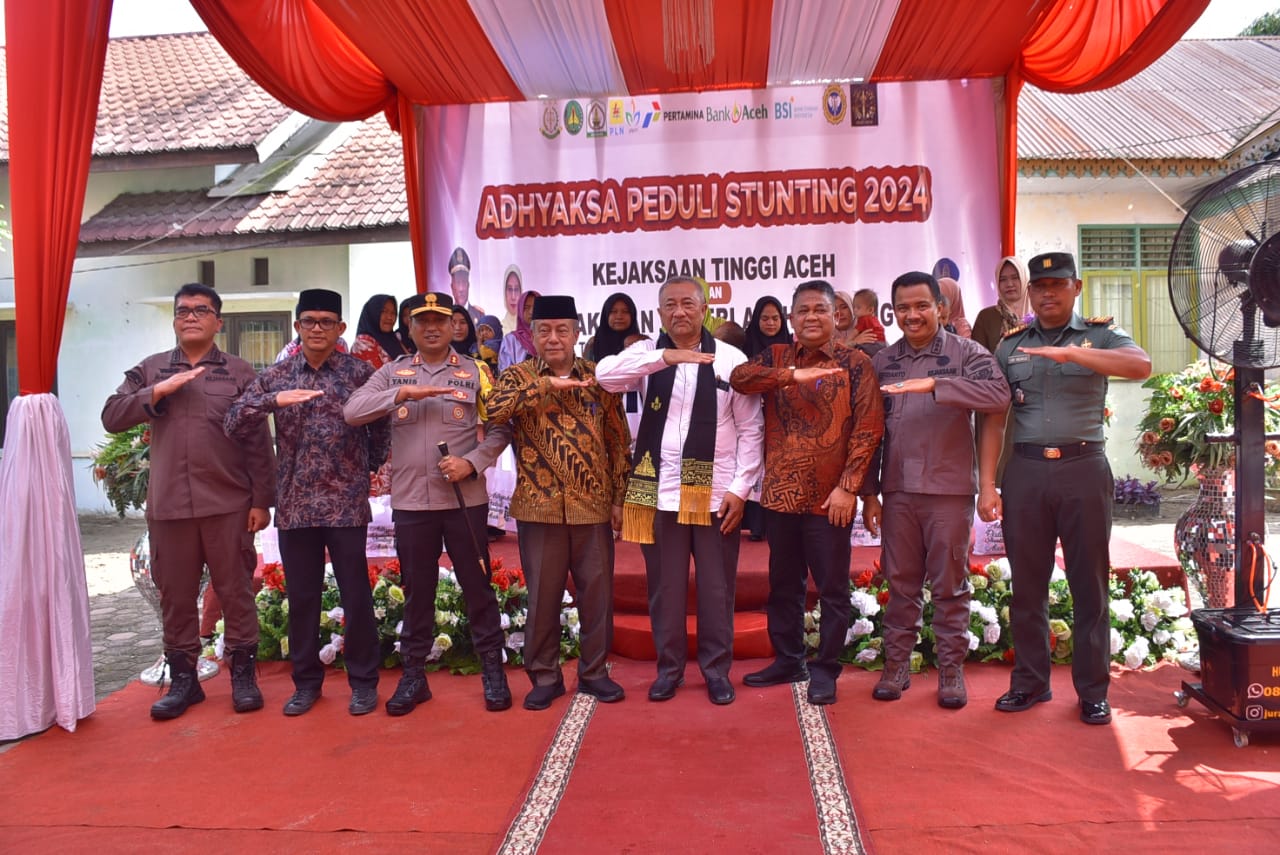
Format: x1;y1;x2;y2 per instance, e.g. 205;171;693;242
226;351;391;529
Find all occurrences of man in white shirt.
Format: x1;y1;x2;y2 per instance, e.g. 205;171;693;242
596;277;763;705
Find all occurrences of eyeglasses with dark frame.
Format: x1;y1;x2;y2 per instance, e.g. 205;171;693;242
174;305;219;320
297;317;341;331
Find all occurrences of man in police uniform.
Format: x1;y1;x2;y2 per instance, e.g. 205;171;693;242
448;246;485;322
978;252;1151;726
861;271;1010;709
344;292;512;714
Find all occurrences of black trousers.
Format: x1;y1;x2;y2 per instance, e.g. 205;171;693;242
764;509;852;681
1002;450;1114;702
640;510;739;681
277;526;380;692
394;505;503;661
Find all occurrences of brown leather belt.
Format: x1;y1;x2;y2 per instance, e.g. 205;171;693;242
1014;442;1103;460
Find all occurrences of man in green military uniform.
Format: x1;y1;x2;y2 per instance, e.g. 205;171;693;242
977;252;1151;726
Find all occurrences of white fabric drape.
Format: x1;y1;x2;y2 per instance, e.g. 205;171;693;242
0;394;96;739
469;0;627;99
767;0;900;86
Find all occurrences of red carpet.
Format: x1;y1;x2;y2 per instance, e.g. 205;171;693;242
826;663;1280;853
5;660;1268;853
532;659;851;854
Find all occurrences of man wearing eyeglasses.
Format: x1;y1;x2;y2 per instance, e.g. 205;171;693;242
103;283;276;721
226;289;392;717
730;280;884;705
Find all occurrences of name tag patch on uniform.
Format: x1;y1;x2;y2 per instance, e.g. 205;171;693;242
1007;353;1031;364
927;367;957;377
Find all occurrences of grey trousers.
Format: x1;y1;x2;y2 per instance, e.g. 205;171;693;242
640;510;739;681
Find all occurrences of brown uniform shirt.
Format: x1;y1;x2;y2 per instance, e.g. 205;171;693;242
101;345;275;521
730;340;883;515
486;357;631;525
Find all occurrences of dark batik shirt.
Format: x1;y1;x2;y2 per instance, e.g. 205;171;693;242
730;340;884;515
226;351;391;529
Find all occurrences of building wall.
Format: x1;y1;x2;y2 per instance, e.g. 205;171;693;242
1016;184;1194;487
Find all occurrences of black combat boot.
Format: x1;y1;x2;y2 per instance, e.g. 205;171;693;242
385;657;431;716
229;646;264;713
481;649;512;712
150;651;206;721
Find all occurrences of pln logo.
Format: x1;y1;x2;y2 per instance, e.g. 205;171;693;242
608;98;663;133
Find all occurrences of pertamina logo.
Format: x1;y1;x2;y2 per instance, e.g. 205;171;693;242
564;100;584;135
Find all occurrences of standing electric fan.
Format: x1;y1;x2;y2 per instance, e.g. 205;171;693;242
1167;160;1280;746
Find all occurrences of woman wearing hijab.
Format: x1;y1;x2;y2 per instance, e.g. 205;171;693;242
741;295;793;541
972;256;1031;353
584;292;644;362
743;295;791;357
351;294;408;370
936;277;972;337
832;290;858;345
500;264;523;337
451;306;480;358
396;295;418;355
498;290;541;371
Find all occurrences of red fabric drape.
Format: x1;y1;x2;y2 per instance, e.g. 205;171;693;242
313;0;523;105
1021;0;1210;94
5;0;114;394
188;0;395;122
397;94;428;296
603;0;775;95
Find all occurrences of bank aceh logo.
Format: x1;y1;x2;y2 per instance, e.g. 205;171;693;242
706;102;768;124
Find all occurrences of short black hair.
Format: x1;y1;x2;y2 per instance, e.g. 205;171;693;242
890;271;941;305
792;279;835;309
174;282;222;314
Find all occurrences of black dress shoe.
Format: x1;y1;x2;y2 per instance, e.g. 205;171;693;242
743;660;808;687
648;675;684;702
523;678;566;711
578;675;625;703
1080;699;1112;725
706;676;735;705
349;687;378;716
282;688;321;717
807;675;837;705
994;688;1053;712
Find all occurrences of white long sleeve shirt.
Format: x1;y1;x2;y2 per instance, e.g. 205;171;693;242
595;338;763;511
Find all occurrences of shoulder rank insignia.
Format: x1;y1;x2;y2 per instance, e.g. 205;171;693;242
1085;316;1114;325
1001;323;1029;339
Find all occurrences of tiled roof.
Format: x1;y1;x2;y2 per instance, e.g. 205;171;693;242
1019;38;1280;162
0;32;293;162
78;120;407;247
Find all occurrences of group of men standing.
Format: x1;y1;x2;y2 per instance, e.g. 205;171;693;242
106;249;1148;728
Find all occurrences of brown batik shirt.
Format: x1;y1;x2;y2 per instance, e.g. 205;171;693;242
486;357;631;525
730;340;884;515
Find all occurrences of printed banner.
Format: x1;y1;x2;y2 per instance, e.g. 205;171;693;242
420;81;1000;342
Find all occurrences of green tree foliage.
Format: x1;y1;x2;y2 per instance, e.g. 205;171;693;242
1241;10;1280;35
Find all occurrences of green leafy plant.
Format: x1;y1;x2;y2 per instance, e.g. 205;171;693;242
1135;360;1280;483
91;425;150;517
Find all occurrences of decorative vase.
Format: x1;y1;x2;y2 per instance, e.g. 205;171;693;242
130;530;220;685
1174;466;1235;610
